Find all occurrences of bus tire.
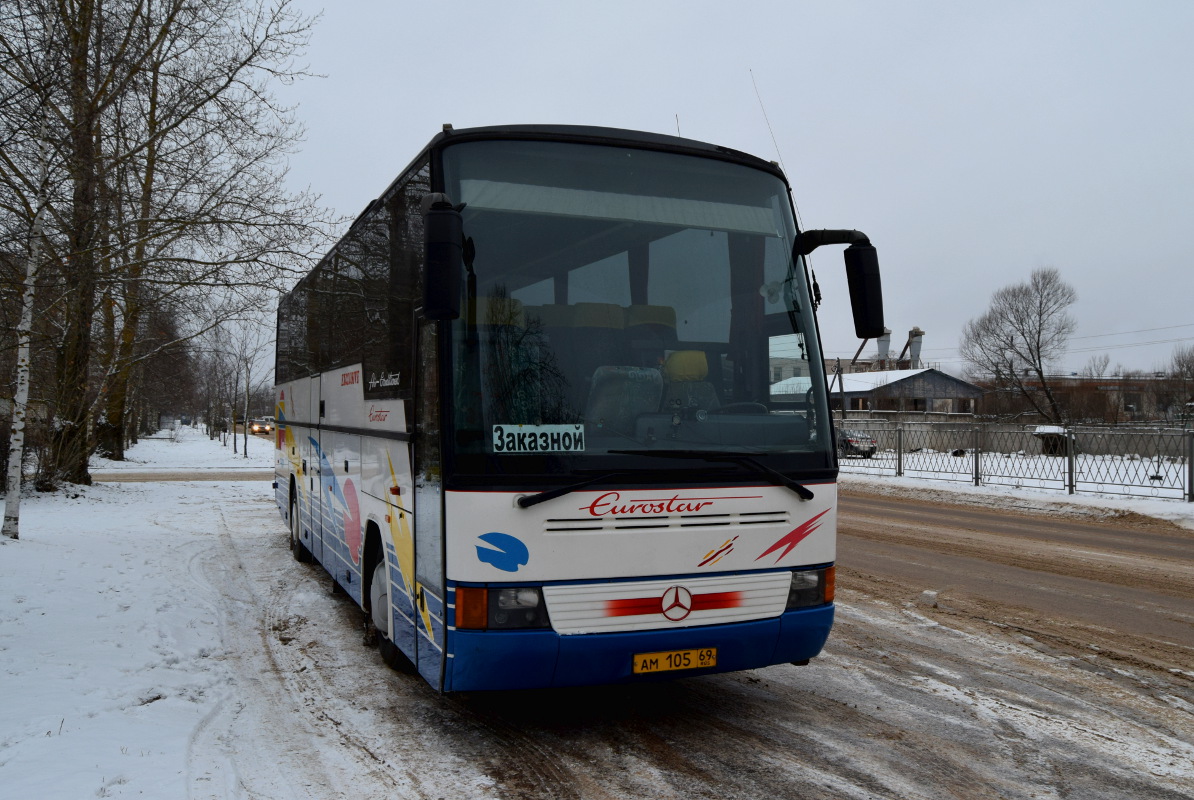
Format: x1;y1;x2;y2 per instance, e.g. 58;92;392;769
371;560;415;673
290;500;312;563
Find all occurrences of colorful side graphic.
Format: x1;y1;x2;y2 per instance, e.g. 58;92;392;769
311;438;362;565
385;452;432;639
475;532;530;573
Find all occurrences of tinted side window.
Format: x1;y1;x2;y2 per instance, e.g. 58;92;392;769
363;159;430;401
275;158;430;399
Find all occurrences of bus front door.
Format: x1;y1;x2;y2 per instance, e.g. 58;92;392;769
412;318;447;690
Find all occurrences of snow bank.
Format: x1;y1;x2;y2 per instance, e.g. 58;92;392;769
840;472;1194;529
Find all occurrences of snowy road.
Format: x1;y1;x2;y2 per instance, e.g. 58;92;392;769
3;427;1192;799
189;486;1193;799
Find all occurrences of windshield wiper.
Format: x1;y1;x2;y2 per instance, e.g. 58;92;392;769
609;449;814;501
516;471;638;509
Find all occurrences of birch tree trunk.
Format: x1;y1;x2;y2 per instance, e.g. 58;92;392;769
3;116;50;541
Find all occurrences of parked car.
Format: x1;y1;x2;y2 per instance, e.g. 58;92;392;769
837;429;877;458
249;418;274;435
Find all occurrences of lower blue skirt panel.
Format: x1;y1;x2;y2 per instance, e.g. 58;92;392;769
446;604;834;692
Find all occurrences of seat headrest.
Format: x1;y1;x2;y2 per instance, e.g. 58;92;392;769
626;304;676;330
664;350;708;382
573;302;625;329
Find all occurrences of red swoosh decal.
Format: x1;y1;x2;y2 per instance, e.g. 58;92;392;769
756;509;831;564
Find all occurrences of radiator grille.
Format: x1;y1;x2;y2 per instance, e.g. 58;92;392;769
543;571;792;634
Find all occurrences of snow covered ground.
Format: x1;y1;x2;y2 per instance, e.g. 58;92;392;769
1;428;276;798
90;427;273;472
1;429;1191;798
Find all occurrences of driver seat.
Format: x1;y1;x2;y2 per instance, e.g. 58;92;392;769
661;350;719;413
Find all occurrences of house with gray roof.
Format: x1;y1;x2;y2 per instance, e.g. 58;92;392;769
773;368;983;414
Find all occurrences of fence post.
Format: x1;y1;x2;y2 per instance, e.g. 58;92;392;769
896;426;904;477
1187;430;1194;503
1066;428;1076;495
973;426;981;486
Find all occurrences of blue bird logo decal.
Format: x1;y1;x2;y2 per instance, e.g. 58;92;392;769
476;532;529;573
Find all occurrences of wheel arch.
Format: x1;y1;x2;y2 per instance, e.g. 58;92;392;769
362;520;385;614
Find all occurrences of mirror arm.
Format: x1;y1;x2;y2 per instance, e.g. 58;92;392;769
792;229;870;257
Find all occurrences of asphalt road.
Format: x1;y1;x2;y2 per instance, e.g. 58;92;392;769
837;486;1194;675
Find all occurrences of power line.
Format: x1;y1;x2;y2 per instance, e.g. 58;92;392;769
1071;322;1194;340
1066;335;1194;354
827;329;1194;359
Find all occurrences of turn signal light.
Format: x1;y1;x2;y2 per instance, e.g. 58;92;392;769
455;586;487;629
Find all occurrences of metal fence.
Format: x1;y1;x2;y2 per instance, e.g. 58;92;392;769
834;419;1194;502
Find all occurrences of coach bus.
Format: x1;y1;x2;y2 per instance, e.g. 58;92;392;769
273;124;883;691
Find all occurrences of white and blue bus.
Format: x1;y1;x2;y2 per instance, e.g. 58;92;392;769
273;124;883;691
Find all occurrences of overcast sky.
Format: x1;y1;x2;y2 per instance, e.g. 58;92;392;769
275;0;1193;377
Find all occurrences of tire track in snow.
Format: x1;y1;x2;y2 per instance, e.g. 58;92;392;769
184;500;405;798
202;494;494;799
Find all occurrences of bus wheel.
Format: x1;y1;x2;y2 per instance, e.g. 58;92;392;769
370;560;415;673
290;502;312;563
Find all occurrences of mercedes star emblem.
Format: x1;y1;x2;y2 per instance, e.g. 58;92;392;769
661;586;693;621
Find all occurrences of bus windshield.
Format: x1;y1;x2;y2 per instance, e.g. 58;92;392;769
441;139;831;475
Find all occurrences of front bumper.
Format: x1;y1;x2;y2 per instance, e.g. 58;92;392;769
445;604;834;691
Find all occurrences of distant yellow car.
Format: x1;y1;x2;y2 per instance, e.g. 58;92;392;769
250;418;274;435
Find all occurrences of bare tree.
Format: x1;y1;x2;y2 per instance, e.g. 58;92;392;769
228;319;273;458
1170;344;1194;419
1080;353;1110;378
1171;344;1194;384
960;267;1077;424
1;0;335;494
2;111;49;541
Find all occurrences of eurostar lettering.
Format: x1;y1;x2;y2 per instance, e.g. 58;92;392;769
492;424;585;453
583;491;716;517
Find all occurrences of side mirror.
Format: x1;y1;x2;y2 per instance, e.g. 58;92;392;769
844;244;884;339
792;229;885;340
422;193;463;320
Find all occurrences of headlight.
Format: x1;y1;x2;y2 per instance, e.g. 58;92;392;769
785;566;834;610
489;587;550;629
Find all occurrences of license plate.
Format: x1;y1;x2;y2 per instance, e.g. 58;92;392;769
632;647;717;674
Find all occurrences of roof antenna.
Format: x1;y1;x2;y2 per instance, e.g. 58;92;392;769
675;114;681;137
750;69;802;229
